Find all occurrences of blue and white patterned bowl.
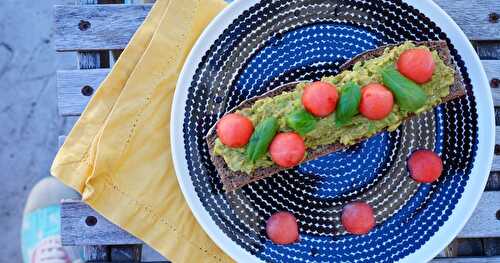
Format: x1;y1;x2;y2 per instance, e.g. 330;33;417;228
171;0;495;262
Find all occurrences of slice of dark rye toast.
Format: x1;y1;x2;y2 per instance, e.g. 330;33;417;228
206;40;466;192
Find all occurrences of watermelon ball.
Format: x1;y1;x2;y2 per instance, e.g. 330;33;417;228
408;149;443;183
341;201;375;235
266;211;299;245
269;132;306;168
216;113;254;148
359;83;394;120
302;81;339;117
397;48;436;84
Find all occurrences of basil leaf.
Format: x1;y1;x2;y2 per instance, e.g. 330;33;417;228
381;66;428;112
246;117;279;163
336;81;361;126
286;109;317;136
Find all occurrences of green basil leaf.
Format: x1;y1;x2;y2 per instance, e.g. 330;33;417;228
381;66;428;112
286;109;317;136
336;81;361;126
246;117;279;163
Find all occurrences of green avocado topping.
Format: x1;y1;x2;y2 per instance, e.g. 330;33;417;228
213;42;455;174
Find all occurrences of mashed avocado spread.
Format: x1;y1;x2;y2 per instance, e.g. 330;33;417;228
213;42;455;173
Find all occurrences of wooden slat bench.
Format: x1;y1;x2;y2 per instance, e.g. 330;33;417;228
54;0;500;262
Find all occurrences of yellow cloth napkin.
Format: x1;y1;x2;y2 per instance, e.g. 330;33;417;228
51;0;233;262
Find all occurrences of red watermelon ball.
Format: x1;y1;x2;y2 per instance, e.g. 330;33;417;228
341;201;375;235
266;211;299;244
408;149;443;183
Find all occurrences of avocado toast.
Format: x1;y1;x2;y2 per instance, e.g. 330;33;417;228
206;40;466;192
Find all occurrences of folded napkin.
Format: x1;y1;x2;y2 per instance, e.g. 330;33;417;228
51;0;233;261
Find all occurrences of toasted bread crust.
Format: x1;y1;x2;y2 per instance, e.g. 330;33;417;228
206;41;466;191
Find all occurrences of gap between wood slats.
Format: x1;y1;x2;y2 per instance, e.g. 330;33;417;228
109;245;142;261
474;41;500;60
53;0;500;51
440;238;500;257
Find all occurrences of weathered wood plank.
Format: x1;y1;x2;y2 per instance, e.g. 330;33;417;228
54;4;152;51
61;200;142;246
492;126;500;171
66;9;101;262
57;69;109;116
432;256;500;263
433;0;500;41
60;192;499;246
84;246;109;261
53;0;500;51
484;60;500;106
484;60;500;84
492;156;500;172
55;60;500;116
61;1;145;259
110;245;142;261
457;192;500;238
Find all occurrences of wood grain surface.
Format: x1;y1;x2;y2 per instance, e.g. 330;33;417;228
457;192;500;238
55;60;500;115
53;0;500;51
61;200;142;246
433;0;500;41
59;191;500;245
56;69;109;115
54;4;152;51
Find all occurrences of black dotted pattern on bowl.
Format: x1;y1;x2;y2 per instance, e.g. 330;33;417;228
182;0;478;262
